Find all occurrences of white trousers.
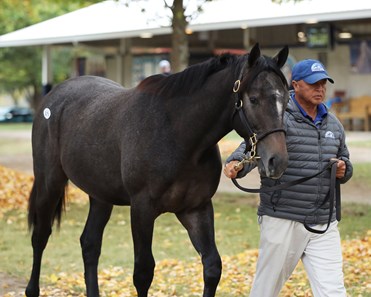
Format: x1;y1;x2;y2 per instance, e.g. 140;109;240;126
249;216;346;297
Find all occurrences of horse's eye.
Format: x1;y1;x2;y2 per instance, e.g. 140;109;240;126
249;96;258;104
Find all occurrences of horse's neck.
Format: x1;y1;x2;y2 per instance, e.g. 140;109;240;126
174;79;234;154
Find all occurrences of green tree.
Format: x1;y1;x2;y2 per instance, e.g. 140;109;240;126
170;0;190;72
0;0;101;109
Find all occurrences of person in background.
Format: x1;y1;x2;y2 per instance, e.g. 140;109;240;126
224;59;353;297
159;59;171;75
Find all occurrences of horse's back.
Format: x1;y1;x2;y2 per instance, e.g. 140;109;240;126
33;76;129;151
43;76;125;109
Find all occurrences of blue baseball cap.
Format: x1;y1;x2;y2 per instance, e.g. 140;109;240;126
292;59;334;84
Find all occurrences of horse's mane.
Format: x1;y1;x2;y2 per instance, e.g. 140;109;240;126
137;54;244;98
137;52;288;98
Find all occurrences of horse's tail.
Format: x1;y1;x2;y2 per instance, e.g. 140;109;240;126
28;181;67;231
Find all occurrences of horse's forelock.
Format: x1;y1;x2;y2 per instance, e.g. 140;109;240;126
137;54;241;98
242;55;288;90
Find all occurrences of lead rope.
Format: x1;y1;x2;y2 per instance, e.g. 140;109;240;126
232;160;340;233
304;161;340;234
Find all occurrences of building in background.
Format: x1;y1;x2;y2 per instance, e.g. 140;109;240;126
0;0;371;99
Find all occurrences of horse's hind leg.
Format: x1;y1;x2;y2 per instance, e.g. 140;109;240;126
25;172;68;297
176;201;222;297
80;196;113;297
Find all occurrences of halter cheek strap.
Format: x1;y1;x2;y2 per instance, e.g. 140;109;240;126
232;78;286;164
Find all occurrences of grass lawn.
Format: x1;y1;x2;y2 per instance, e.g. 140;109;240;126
0;123;32;156
0;122;32;131
1;196;370;297
0;139;31;155
0;193;259;278
1;194;370;280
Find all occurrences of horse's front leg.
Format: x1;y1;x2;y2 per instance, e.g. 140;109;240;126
130;200;157;297
176;200;222;297
80;197;113;297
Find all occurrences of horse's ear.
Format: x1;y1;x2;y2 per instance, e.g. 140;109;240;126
273;45;289;69
248;43;261;67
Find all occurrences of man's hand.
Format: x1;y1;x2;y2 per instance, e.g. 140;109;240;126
331;158;346;178
223;160;242;179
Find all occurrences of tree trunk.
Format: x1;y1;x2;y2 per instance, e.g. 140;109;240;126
31;83;42;112
170;0;189;72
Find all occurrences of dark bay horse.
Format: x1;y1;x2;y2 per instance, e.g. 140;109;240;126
26;43;289;297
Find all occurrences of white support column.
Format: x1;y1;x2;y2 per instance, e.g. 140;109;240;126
243;27;250;50
42;45;53;94
116;53;123;84
116;38;132;87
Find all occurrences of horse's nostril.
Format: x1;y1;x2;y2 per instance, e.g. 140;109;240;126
267;155;287;179
268;156;276;172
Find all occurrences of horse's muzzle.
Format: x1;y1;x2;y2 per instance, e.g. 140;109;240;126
258;152;288;179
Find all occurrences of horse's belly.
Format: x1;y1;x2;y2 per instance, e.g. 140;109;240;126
70;175;130;205
62;152;130;205
156;170;221;213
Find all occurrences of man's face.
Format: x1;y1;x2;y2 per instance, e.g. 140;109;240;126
292;79;327;106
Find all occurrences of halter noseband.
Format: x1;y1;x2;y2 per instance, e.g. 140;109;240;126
232;74;286;169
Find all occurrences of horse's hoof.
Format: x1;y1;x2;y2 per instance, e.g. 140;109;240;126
25;285;40;297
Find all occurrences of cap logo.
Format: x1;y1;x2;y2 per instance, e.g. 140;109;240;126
311;63;325;72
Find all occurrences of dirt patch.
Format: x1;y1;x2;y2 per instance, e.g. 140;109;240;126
0;154;33;174
0;272;26;296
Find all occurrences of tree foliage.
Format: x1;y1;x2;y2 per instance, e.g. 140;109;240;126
0;0;101;108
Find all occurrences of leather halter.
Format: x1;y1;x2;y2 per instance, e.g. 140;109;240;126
232;76;286;168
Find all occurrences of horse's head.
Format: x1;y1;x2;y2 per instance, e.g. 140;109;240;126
233;43;289;179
